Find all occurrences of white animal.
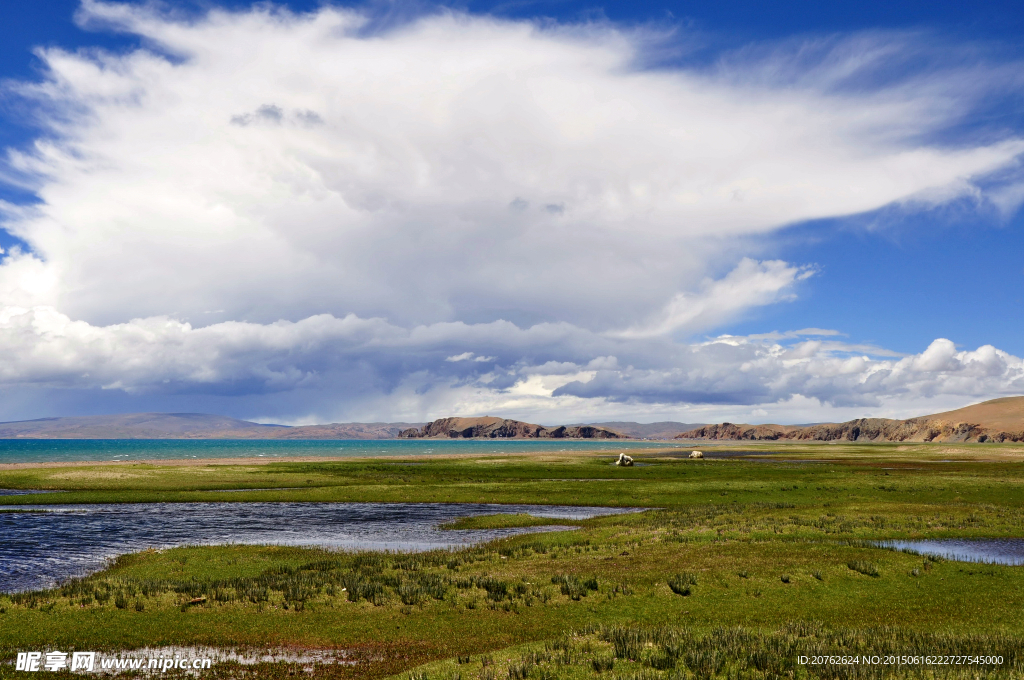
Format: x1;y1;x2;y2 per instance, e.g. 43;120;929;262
689;450;704;459
616;453;634;467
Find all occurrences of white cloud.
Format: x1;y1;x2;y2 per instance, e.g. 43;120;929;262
3;3;1022;330
0;2;1022;422
549;337;1024;421
613;259;814;338
445;352;497;362
0;305;1021;424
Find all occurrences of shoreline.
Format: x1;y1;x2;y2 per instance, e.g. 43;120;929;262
3;440;1022;470
0;447;697;470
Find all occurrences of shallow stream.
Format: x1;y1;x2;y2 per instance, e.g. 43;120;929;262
0;502;636;593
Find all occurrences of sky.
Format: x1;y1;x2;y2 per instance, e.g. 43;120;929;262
0;0;1022;426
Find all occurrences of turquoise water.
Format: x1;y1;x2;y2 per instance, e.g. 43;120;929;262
0;438;689;465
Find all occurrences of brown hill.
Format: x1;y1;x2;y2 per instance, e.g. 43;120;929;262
927;397;1024;433
399;417;622;439
676;397;1024;443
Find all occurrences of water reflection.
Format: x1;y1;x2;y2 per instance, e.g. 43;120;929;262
0;502;638;593
878;539;1024;565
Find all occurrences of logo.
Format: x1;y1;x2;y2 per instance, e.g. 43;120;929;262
17;652;94;673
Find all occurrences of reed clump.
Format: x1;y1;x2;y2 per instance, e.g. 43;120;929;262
847;560;881;577
667;573;698;596
551;574;599;600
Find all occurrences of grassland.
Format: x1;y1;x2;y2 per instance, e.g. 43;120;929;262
2;443;1024;678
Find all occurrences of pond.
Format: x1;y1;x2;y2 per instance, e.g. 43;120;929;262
878;538;1024;566
0;502;638;593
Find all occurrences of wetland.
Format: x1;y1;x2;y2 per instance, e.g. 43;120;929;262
2;441;1024;679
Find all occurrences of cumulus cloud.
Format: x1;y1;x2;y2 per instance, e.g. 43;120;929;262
0;1;1022;421
553;337;1024;410
4;3;1023;328
0;305;1021;423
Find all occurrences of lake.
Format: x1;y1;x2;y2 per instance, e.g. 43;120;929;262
0;502;639;593
0;438;696;465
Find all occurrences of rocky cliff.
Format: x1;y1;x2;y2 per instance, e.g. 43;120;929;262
399;416;622;439
678;423;795;441
676;399;1024;443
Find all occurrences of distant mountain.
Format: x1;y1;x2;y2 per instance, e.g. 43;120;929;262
675;397;1024;443
274;422;424;440
18;399;1021;442
582;421;706;439
399;416;622;439
0;413;287;439
0;413;424;440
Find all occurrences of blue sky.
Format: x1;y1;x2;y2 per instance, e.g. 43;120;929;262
0;0;1021;425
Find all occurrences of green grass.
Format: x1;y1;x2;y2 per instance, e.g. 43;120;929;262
4;512;1024;677
439;514;581;530
396;625;1024;680
2;445;1024;523
847;560;881;578
2;444;1024;678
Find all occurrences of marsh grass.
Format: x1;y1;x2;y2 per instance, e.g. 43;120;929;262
551;575;599;600
847;560;881;577
6;447;1024;529
7;542;563;619
401;624;1024;680
667;574;698;596
5;448;1024;680
439;515;578;531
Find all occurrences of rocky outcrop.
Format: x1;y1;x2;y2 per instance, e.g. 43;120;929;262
676;396;1024;443
980;431;1024;443
792;418;988;442
399;416;622;439
677;417;1000;443
676;423;791;440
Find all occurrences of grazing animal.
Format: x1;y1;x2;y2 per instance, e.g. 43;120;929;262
616;453;634;467
689;450;704;459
